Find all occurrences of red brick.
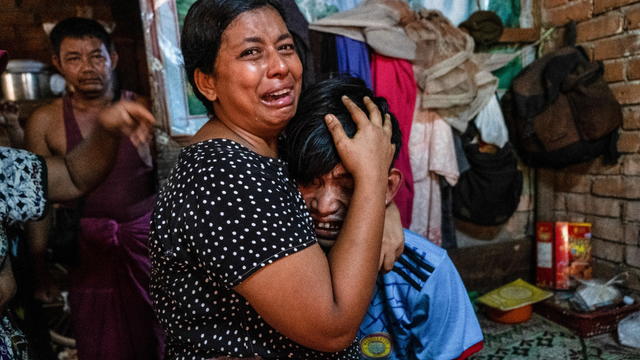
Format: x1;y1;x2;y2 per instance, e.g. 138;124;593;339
595;0;640;14
627;4;640;29
565;193;588;213
617;130;640;152
592;216;625;241
15;25;48;43
612;82;640;104
628;57;640;80
545;0;570;8
626;245;640;267
0;10;34;25
589;197;622;217
623;106;640;129
554;210;571;220
564;157;622;175
593;34;640;60
577;14;625;42
544;1;593;26
0;25;16;42
623;155;640;174
603;60;626;82
624;223;640;244
593;176;640;198
590;157;623;175
555;193;567;211
555;173;592;193
0;0;17;9
593;238;625;262
625;201;640;221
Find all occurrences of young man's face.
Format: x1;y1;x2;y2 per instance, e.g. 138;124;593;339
54;36;117;98
298;164;354;249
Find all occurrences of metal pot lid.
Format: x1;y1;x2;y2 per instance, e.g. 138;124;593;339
5;59;48;73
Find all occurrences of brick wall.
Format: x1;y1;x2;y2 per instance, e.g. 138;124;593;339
1;0;149;95
542;0;640;289
0;0;114;63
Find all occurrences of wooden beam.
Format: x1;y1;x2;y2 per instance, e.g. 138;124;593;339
499;28;539;43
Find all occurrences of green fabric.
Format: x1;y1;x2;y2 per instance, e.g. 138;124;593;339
488;0;520;28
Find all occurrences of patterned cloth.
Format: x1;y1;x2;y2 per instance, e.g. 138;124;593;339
359;230;483;359
0;147;46;228
0;147;44;360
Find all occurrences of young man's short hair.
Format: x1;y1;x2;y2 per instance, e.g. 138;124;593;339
283;76;402;184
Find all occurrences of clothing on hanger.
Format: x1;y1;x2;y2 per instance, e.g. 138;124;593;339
371;53;417;228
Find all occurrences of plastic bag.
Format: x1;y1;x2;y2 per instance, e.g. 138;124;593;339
618;311;640;349
573;273;626;311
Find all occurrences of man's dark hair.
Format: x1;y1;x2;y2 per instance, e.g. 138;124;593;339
283;76;402;185
181;0;287;115
49;17;112;56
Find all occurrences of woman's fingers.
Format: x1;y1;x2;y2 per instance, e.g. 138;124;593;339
363;96;383;127
324;113;348;146
340;95;369;128
383;113;392;135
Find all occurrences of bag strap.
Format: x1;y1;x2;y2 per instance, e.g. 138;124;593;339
565;21;577;47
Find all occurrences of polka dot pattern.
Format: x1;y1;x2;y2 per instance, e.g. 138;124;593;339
150;139;359;359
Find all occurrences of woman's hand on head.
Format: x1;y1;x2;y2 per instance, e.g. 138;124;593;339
324;96;395;183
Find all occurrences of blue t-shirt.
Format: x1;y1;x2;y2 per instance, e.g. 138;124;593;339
358;230;483;360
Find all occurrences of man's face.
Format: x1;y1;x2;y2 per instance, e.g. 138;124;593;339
54;36;116;97
298;164;353;248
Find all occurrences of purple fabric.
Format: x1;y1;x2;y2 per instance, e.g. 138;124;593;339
0;50;7;73
63;92;156;222
69;212;164;360
62;92;163;359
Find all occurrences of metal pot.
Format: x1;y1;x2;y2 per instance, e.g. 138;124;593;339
1;59;53;101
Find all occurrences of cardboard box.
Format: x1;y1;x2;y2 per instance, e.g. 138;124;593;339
536;222;592;289
535;222;554;289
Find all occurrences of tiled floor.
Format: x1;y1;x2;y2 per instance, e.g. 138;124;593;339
470;313;640;360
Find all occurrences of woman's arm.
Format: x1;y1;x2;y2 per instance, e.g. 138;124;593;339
235;96;395;352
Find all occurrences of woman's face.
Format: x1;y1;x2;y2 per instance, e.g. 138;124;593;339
205;6;303;137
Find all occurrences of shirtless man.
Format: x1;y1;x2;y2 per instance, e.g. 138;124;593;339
24;17;163;360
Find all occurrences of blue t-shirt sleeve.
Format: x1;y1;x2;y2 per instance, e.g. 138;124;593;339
411;254;483;360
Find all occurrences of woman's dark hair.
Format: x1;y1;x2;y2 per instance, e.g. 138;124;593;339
181;0;287;115
50;17;112;56
282;76;402;185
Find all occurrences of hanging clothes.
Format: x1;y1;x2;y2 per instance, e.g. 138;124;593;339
407;0;475;25
309;31;339;81
473;93;509;148
282;0;316;88
371;53;416;228
309;0;500;133
294;0;336;22
409;99;459;247
335;0;363;11
336;36;373;89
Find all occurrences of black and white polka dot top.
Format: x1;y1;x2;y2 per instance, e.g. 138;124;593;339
149;139;359;359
